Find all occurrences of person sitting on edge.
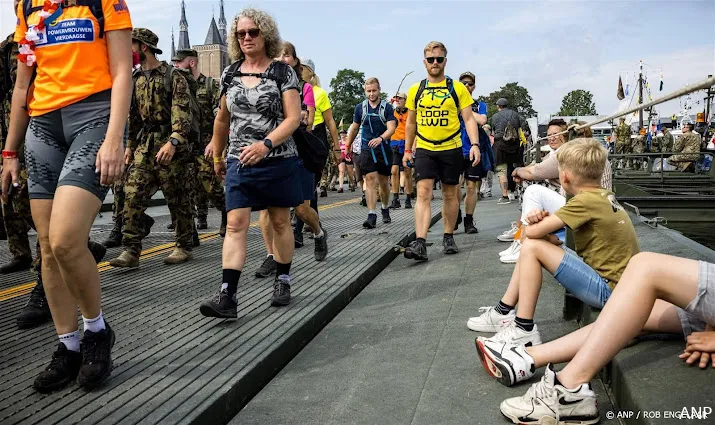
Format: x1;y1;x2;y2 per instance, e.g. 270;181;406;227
476;252;715;424
466;139;640;347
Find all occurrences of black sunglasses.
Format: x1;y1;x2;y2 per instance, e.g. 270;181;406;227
460;80;474;87
237;28;260;40
425;56;445;64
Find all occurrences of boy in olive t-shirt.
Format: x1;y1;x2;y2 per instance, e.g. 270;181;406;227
468;139;639;347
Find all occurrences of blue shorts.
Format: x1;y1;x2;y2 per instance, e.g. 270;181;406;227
553;247;612;309
225;156;303;212
298;163;316;201
390;139;405;154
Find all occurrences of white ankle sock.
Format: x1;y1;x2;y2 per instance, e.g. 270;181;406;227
368;209;376;215
83;311;106;333
314;229;324;238
381;203;389;210
267;254;274;259
59;330;80;352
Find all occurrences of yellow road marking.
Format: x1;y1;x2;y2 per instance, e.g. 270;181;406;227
0;198;359;302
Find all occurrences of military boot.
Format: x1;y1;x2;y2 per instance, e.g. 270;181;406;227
16;277;52;329
0;256;33;274
219;211;227;238
192;227;200;247
164;248;193;265
102;228;122;248
87;240;107;264
196;215;208;230
109;251;139;268
141;214;155;239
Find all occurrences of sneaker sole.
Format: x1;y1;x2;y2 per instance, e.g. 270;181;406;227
363;222;376;229
476;339;516;387
271;296;291;307
467;320;505;333
404;249;428;262
500;409;599;425
444;247;459;255
17;313;52;330
255;270;276;278
500;257;519;264
199;303;238;319
497;236;515;242
77;327;116;390
34;373;77;394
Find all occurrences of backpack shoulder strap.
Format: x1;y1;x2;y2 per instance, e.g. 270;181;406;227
164;64;175;105
23;0;43;22
446;77;460;111
220;60;242;99
265;60;288;92
360;99;369;128
378;100;388;126
205;76;214;93
414;79;427;110
75;0;105;38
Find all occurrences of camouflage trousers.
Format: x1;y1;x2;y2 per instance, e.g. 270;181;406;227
111;167;128;231
319;153;340;189
1;167;41;274
121;158;194;255
191;154;225;217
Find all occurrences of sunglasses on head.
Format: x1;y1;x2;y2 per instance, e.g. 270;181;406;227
425;56;445;64
237;28;260;40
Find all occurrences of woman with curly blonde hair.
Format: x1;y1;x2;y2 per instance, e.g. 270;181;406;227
200;8;303;317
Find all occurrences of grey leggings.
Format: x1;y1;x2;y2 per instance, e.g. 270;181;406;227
25;90;112;201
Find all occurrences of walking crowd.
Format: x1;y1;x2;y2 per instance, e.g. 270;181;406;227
1;2;713;424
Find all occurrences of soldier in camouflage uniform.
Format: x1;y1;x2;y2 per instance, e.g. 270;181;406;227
0;32;32;274
668;123;701;172
172;49;227;235
109;29;195;267
658;127;674;153
614;117;631;167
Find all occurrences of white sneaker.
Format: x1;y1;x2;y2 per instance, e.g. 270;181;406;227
499;240;521;257
500;242;521;264
500;364;600;425
476;339;535;387
482;321;542;346
497;222;519;242
467;306;515;332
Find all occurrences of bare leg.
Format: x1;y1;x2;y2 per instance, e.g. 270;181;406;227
441;183;459;233
338;162;345;190
295;200;320;233
391;165;400;197
31;199;78;335
499;173;509;198
556;253;699;388
404;169;413;197
47;186;103;320
415;179;433;239
465;180;480;215
378;175;390;207
515;239;565;320
223;208;251;270
526;300;683;368
259;210;274;256
267;207;294;265
501;258;522;307
365;172;378;210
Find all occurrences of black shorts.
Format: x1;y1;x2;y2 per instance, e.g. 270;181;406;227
359;144;393;177
463;157;488;182
341;158;354;166
414;147;463;185
391;146;404;170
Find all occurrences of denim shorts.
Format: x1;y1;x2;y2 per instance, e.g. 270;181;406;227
225;156;303;212
553;247;612;309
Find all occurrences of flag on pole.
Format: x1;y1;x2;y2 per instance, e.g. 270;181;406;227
617;76;625;100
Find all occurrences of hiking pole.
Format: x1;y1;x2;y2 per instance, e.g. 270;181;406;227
534;75;715;144
394;71;414;100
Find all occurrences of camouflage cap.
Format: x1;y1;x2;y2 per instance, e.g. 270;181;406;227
172;48;198;62
132;28;162;54
459;71;476;82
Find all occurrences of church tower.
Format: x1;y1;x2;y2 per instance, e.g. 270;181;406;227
218;0;227;44
170;27;176;59
178;0;191;50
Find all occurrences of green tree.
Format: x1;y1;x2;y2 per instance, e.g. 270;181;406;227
476;82;537;125
557;89;598;116
329;69;366;128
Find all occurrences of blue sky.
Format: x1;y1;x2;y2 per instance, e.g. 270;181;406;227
3;0;714;121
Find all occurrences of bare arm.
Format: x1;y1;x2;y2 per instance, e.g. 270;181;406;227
3;60;33;152
265;89;301;145
306;106;315;132
405;109;417;151
104;29;133;147
211;95;230;158
525;214;566;239
345;122;358;152
323;108;341;162
473;112;487;126
381;120;397;141
462;107;481;165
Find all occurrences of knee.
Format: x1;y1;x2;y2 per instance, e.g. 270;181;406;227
627;252;658;278
48;235;85;264
520;237;540;255
226;213;249;236
269;211;291;233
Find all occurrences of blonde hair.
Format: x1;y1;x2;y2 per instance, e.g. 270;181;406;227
365;77;380;88
228;8;282;62
301;65;321;88
424;41;447;56
556;138;607;184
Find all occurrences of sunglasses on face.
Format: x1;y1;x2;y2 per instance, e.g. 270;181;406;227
425;56;445;64
237;28;260;40
460;80;474;87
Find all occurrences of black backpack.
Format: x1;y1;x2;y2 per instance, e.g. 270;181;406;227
220;60;328;174
413;77;462;145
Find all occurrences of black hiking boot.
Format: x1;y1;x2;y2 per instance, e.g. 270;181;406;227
17;278;52;329
200;287;238;318
0;256;32;274
404;239;428;261
390;197;401;209
381;208;392;224
314;227;328;261
256;256;277;278
33;343;82;393
102;228;122;248
88;240;107;264
141;215;155;239
77;321;116;390
404;197;413;209
464;216;479;234
192;228;201;247
363;213;377;229
443;234;459;255
271;276;292;307
196;215;208;230
454;209;463;232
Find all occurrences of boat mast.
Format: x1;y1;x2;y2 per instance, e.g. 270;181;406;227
638;60;644;130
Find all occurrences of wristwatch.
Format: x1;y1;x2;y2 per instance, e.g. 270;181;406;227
169;138;179;147
263;138;273;150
